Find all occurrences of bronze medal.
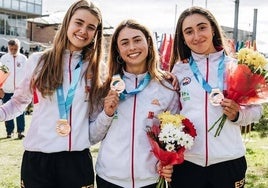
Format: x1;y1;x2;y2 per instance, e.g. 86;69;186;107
56;119;71;136
209;88;224;106
110;75;125;94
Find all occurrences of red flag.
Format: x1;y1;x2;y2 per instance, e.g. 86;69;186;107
160;34;173;71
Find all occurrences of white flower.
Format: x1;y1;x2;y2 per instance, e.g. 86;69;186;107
165;143;176;152
159;123;178;143
178;134;194;149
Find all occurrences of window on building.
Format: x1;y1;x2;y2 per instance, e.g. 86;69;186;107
20;1;27;12
35;5;42;14
12;0;19;9
28;3;34;13
0;13;6;35
3;0;11;9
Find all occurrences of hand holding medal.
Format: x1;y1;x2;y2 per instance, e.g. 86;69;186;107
101;75;123;117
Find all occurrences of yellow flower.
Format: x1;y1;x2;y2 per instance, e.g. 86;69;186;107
157;111;185;128
237;48;249;62
237;48;268;75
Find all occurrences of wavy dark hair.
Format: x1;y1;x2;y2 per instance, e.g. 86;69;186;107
169;6;227;71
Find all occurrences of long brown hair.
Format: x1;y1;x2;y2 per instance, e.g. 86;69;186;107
169;6;227;71
32;0;104;113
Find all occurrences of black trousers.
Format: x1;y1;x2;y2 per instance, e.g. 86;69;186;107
96;175;157;188
170;156;247;188
21;149;94;188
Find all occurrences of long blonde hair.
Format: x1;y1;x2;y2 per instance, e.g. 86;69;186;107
32;0;104;113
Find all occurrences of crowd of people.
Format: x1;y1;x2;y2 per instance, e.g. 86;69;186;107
0;0;263;188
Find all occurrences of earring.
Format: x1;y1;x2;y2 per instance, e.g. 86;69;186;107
116;56;124;64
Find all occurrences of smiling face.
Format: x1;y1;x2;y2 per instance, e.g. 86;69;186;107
117;27;149;74
182;13;216;55
67;8;99;52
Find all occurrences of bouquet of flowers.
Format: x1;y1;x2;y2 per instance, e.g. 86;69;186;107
209;47;268;137
0;64;9;87
146;111;197;188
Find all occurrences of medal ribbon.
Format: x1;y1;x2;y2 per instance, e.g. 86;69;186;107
189;53;225;93
120;72;151;100
57;60;83;119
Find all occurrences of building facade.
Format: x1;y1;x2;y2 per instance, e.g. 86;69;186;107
0;0;42;52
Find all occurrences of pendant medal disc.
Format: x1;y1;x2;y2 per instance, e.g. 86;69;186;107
110;76;125;94
56;119;71;136
209;89;224;106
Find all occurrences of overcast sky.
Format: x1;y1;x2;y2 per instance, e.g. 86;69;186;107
42;0;268;53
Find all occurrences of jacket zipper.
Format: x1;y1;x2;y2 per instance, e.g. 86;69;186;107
205;57;209;166
68;52;72;151
131;76;138;188
13;56;16;90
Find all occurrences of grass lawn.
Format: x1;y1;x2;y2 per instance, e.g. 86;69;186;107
0;115;267;188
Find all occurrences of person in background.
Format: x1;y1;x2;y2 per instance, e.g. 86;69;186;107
0;38;27;139
169;6;262;188
89;19;179;188
0;0;104;187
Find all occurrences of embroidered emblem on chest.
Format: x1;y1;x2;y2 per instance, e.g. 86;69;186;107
151;99;160;106
182;77;191;86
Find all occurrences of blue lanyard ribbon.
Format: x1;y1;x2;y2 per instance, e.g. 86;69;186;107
57;60;83;119
119;72;151;100
189;53;225;93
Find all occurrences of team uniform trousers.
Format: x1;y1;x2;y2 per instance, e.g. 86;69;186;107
21;149;94;188
171;156;247;188
96;175;157;188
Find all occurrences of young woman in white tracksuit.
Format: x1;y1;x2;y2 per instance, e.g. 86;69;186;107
169;6;262;188
0;1;104;187
89;19;179;188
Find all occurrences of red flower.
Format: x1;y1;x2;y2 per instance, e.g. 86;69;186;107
182;118;197;138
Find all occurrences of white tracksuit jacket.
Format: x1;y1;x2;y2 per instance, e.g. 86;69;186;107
0;52;27;93
89;71;180;188
172;50;262;167
0;50;92;153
